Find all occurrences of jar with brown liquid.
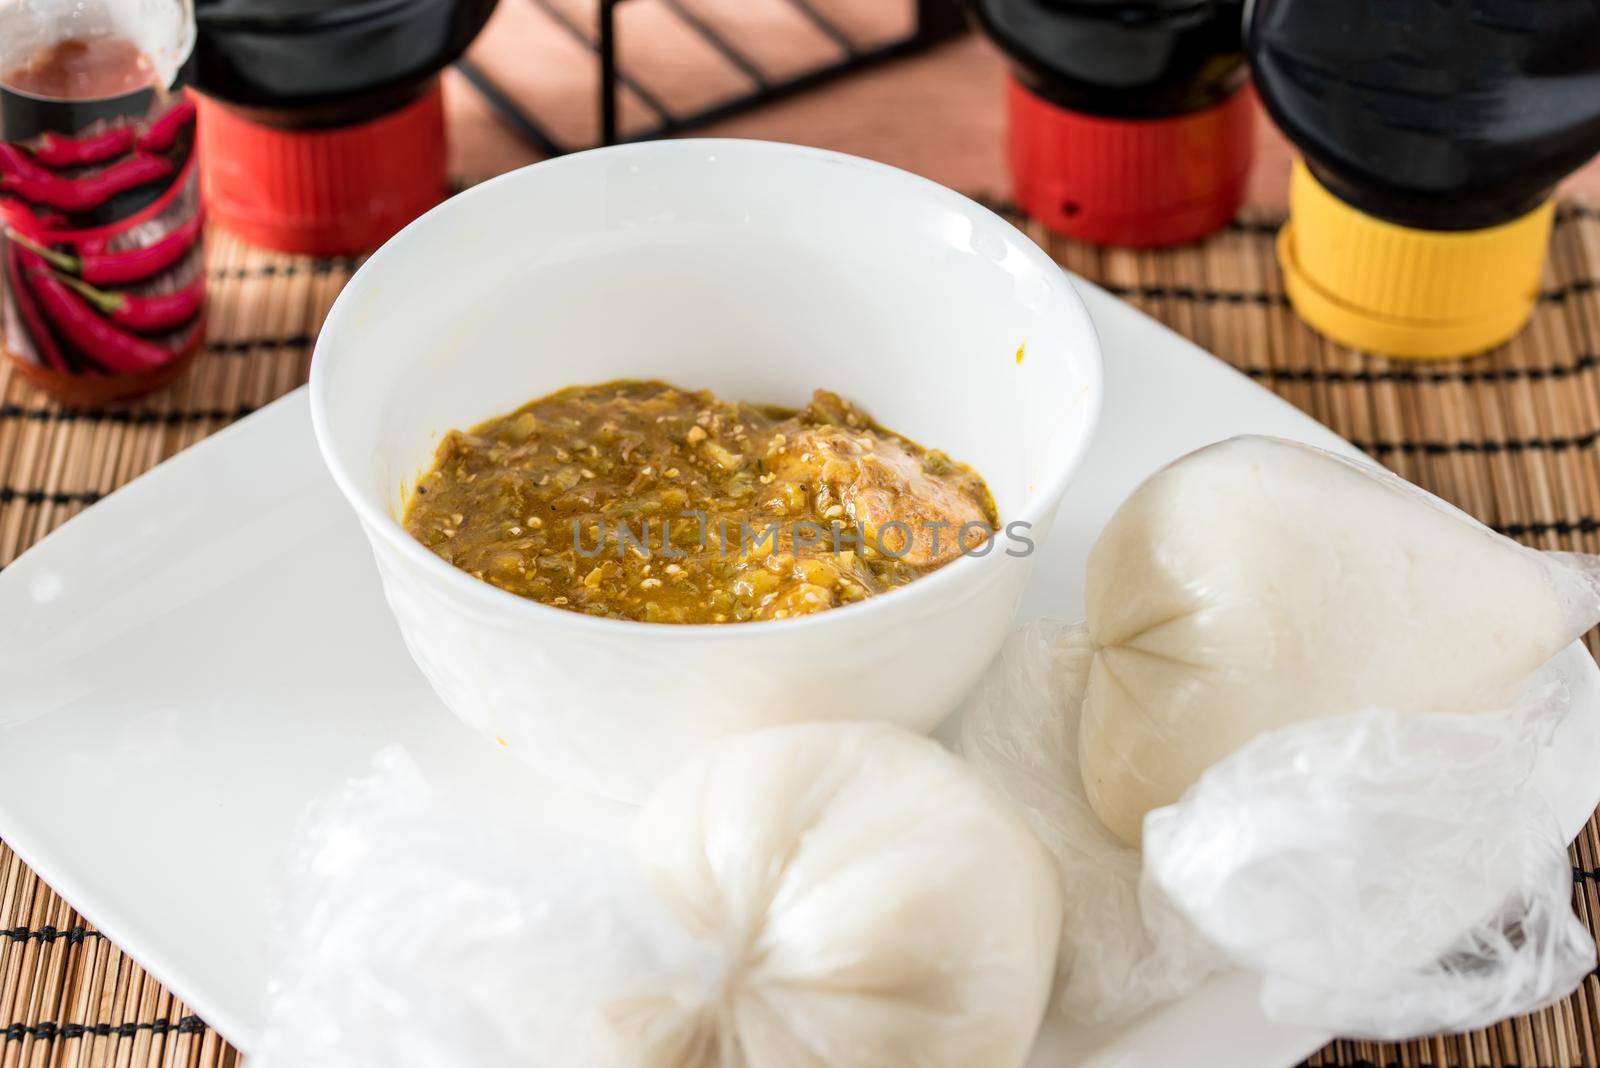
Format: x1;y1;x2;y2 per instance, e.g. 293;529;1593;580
0;1;202;405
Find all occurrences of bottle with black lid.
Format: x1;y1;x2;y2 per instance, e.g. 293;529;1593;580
192;0;497;254
1251;0;1600;358
966;0;1256;247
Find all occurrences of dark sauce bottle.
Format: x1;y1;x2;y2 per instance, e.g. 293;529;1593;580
1251;0;1600;358
966;0;1255;247
1;9;204;406
192;0;498;254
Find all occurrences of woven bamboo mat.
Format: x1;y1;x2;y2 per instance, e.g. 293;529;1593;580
2;205;1600;1068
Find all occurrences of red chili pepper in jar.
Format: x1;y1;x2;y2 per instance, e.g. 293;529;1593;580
15;246;176;372
55;271;202;333
30;124;138;168
0;147;172;214
8;208;203;286
5;243;69;371
0;142;53;180
137;96;195;154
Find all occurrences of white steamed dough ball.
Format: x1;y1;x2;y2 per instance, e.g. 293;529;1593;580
617;721;1063;1068
1080;436;1598;846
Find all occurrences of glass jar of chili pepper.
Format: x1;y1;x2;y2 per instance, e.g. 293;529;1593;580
0;0;203;406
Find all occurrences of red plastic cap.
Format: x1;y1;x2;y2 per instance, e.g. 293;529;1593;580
1007;76;1256;248
196;79;448;256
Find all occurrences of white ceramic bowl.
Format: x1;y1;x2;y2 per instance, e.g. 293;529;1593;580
311;139;1102;801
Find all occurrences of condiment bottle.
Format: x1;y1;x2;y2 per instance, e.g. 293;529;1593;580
966;0;1255;247
1251;0;1600;359
192;0;497;255
0;0;203;405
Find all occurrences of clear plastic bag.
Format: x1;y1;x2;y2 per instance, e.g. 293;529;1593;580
959;621;1597;1038
1144;688;1597;1037
958;618;1226;1025
252;722;1063;1068
250;748;696;1068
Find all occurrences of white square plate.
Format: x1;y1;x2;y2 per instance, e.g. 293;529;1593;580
2;277;1596;1068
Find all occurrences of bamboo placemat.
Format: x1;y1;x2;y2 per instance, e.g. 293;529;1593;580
2;205;1600;1068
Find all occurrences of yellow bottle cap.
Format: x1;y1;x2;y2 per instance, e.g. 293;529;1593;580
1277;159;1553;359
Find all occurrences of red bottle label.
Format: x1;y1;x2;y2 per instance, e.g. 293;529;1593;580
0;38;203;402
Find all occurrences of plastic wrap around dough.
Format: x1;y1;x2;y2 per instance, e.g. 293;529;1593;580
1080;436;1600;845
252;723;1063;1068
959;622;1596;1035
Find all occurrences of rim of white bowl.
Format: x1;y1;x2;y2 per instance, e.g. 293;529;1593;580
311;138;1103;638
